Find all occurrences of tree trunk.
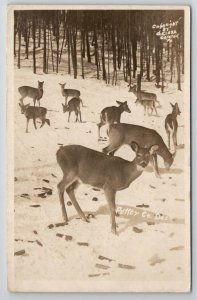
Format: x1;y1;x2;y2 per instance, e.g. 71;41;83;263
137;74;141;92
70;29;77;79
17;24;21;69
67;28;71;74
32;16;36;74
86;31;91;63
132;39;137;78
94;28;99;80
50;27;55;72
170;42;174;83
140;39;144;77
81;31;84;79
155;37;160;87
38;22;41;47
101;26;106;81
175;39;181;91
43;22;47;73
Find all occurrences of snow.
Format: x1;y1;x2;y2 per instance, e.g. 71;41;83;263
12;67;189;291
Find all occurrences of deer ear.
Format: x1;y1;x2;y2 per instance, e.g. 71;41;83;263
149;145;159;155
62;103;65;107
130;141;139;153
170;102;174;108
116;100;122;105
18;103;21;107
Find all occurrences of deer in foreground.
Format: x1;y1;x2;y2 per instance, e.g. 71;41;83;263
19;103;50;133
18;81;44;106
102;123;176;178
165;102;181;150
59;83;81;106
56;142;158;234
129;85;159;116
98;101;131;140
62;97;82;122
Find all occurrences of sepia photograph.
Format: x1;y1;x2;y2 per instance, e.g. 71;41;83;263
7;5;190;292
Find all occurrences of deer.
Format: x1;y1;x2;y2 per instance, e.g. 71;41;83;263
18;81;44;106
129;85;159;116
19;103;50;133
62;97;82;122
98;101;131;140
56;142;159;235
102;123;176;178
165;102;181;150
59;83;81;106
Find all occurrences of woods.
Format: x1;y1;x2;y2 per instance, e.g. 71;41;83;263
14;10;184;91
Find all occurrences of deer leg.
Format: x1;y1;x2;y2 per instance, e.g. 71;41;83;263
143;106;146;116
40;118;45;128
75;111;78;122
57;179;69;224
166;129;171;150
38;100;40;107
97;123;103;140
154;104;158;116
104;186;117;235
172;131;177;149
149;155;160;178
102;143;119;155
33;98;36;106
153;154;161;178
33;118;37;129
79;110;82;122
68;111;71;122
26;118;30;133
65;97;67;106
66;182;89;223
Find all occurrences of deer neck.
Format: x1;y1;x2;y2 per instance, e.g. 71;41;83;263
119;105;125;114
171;111;178;119
158;140;173;163
126;159;144;184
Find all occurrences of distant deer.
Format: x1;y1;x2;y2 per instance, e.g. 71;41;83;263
62;97;82;122
18;81;44;106
59;83;81;106
98;101;131;140
165;102;181;150
102;123;176;178
129;85;159;116
56;142;159;234
19;103;50;133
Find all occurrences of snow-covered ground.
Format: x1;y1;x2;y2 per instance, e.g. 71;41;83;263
12;67;189;291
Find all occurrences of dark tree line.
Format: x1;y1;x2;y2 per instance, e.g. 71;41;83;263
14;10;184;91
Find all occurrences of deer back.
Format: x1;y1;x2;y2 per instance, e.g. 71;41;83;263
108;123;173;165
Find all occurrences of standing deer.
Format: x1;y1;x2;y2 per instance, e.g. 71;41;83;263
18;81;44;106
59;83;81;106
129;85;159;116
165;102;181;150
98;101;131;140
19;103;50;133
56;142;158;234
102;123;176;178
62;97;82;122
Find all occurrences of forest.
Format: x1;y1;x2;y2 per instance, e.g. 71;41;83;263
14;10;184;91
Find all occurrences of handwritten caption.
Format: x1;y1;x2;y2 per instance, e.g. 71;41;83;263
116;206;169;222
152;19;181;42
